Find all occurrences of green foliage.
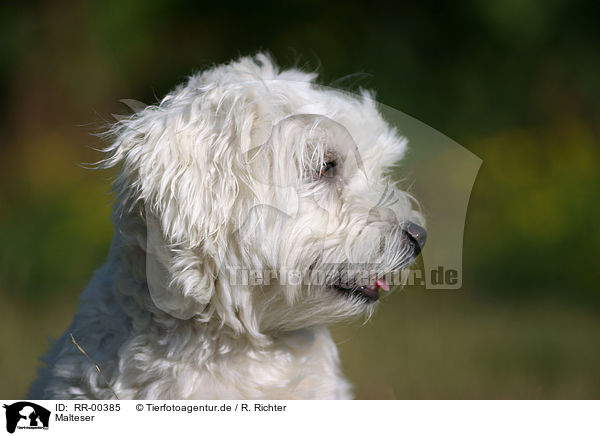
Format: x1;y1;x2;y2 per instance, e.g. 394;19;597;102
466;121;600;302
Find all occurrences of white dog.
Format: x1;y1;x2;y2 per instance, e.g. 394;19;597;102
29;54;426;399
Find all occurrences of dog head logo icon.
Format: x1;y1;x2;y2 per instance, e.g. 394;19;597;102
3;402;50;434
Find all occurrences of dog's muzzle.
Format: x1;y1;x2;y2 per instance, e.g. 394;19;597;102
331;220;427;302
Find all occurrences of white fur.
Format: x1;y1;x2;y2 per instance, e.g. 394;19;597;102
29;54;423;399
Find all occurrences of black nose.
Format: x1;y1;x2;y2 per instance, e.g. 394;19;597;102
402;221;427;255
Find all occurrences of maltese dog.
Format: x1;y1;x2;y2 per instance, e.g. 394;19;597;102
30;54;426;399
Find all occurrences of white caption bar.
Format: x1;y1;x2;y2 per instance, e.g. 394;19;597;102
1;400;598;436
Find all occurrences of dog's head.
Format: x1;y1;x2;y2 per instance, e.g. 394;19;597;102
105;54;425;337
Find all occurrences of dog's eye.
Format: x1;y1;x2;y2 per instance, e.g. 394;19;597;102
319;160;337;178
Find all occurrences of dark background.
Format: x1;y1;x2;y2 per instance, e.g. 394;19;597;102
1;0;599;398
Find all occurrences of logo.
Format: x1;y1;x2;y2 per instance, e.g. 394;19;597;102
2;402;50;434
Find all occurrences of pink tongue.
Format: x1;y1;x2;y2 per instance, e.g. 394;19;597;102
375;277;390;291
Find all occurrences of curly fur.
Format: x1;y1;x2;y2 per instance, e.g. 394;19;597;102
29;54;424;399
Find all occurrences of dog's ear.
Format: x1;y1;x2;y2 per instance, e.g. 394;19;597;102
104;81;258;319
145;212;216;319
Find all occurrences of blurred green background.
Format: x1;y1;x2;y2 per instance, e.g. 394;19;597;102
1;0;599;399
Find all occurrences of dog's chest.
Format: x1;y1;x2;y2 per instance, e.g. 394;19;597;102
185;328;351;399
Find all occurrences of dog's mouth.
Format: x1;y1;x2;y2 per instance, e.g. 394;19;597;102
331;277;390;302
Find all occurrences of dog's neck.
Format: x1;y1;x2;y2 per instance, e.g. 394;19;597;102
88;216;349;398
111;215;316;350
